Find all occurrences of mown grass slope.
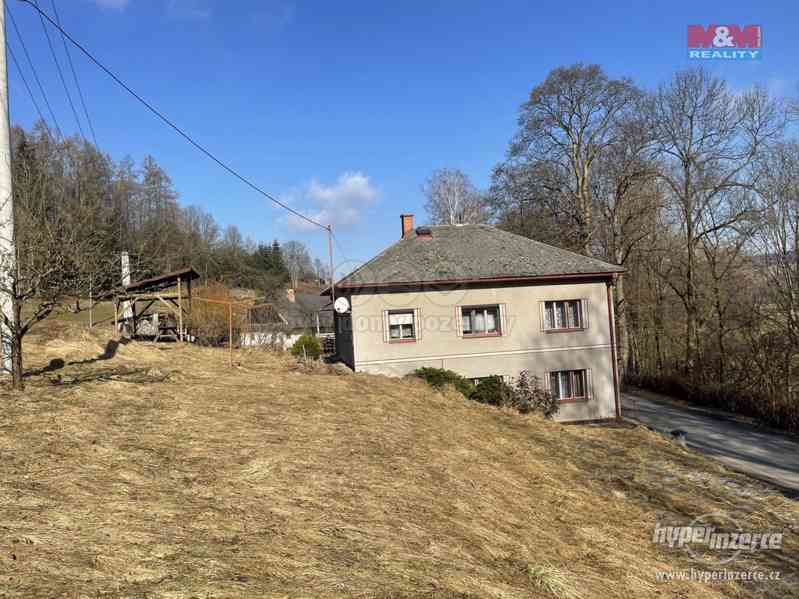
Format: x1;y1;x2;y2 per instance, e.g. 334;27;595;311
0;323;796;598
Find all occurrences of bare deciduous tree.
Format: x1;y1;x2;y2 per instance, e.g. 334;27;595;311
423;168;487;225
282;240;312;290
649;69;784;371
508;63;640;256
0;202;111;389
753;142;799;401
592;112;660;371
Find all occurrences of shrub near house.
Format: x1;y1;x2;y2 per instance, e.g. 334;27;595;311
291;334;322;360
413;368;558;418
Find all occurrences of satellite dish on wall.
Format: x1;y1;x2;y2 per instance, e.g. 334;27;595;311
334;297;350;314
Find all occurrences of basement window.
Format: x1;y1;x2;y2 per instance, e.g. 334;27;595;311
461;305;501;337
543;300;584;331
549;370;589;402
387;310;416;341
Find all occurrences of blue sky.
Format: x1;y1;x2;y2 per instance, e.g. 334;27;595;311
6;0;796;270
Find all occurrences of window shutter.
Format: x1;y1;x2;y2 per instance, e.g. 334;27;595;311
414;308;422;341
382;310;389;343
499;303;508;336
388;312;413;326
586;369;593;400
581;299;590;329
455;305;463;337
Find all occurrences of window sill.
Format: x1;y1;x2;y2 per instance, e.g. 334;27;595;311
388;338;417;344
544;327;586;334
462;333;502;339
557;397;590;404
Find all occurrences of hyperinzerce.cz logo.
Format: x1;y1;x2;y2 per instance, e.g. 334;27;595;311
688;25;762;60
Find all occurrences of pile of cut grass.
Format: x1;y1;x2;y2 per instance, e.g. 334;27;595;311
0;324;796;598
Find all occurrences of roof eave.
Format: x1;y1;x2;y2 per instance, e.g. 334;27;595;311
337;270;624;291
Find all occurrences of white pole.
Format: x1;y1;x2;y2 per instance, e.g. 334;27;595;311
120;251;133;330
0;0;17;376
327;225;335;305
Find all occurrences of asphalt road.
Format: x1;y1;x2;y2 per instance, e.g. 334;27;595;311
622;391;799;496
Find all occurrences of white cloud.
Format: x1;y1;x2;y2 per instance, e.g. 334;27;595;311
92;0;130;9
285;172;380;232
167;0;212;20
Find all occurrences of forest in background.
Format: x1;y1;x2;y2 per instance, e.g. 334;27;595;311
9;121;327;297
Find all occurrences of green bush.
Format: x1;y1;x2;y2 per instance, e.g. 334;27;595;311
413;367;475;398
290;333;322;360
471;375;514;407
414;369;560;419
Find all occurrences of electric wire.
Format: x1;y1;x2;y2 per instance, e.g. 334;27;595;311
31;0;86;142
6;3;63;138
49;0;97;146
7;42;52;136
18;0;329;232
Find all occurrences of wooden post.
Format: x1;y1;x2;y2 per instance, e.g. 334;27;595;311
177;276;184;342
88;278;93;328
131;298;137;337
113;298;118;337
228;302;233;368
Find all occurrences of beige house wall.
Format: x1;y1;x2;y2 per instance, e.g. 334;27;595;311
344;280;618;422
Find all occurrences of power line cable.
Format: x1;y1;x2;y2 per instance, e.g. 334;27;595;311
31;0;86;142
17;0;330;232
7;42;52;137
49;0;97;146
6;3;63;138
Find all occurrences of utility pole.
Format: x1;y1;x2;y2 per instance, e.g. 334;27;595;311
327;225;335;305
0;0;17;376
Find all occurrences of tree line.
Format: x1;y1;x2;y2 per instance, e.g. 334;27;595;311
1;122;323;388
423;65;799;432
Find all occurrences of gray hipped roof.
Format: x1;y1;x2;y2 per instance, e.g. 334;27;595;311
336;224;623;289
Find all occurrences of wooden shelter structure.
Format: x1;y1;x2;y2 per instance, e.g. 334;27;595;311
114;267;200;341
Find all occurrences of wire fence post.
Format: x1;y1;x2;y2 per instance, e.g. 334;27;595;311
228;302;233;368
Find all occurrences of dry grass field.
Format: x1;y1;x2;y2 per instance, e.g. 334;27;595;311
0;323;797;598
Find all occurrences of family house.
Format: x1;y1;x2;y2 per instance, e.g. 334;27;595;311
328;215;624;423
242;289;334;350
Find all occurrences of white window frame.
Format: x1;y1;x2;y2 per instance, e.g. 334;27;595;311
541;299;588;332
385;309;418;342
460;304;502;337
547;369;592;402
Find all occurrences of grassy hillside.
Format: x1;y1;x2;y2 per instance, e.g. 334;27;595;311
0;323;796;598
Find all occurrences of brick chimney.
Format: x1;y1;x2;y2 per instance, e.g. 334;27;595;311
286;288;296;303
401;214;414;239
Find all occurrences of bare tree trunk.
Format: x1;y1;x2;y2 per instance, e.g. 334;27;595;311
683;172;697;375
11;332;22;390
614;274;630;377
11;297;23;390
653;276;665;374
579;170;593;256
713;282;726;385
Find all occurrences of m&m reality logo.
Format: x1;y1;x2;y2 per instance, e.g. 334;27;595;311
687;25;762;60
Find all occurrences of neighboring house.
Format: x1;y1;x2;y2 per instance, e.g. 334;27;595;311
242;289;334;350
327;214;624;423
